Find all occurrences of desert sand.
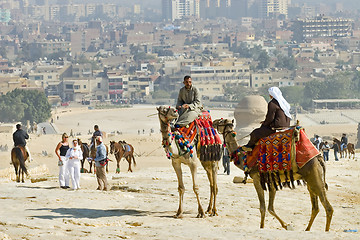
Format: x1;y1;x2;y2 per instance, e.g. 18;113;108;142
0;104;359;240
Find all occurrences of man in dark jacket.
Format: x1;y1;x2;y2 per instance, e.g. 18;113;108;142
242;87;291;151
13;123;32;161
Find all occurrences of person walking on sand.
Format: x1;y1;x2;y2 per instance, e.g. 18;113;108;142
65;139;82;190
55;133;70;189
93;136;108;191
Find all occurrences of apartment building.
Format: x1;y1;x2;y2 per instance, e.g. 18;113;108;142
180;63;250;98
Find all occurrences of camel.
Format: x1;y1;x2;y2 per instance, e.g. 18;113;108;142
157;106;219;218
213;118;333;231
109;140;136;173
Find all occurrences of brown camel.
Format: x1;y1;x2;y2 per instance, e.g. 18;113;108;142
11;146;28;183
109;140;136;173
213;118;333;231
157;106;219;218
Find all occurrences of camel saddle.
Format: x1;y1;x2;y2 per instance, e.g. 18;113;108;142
173;110;222;161
231;127;320;190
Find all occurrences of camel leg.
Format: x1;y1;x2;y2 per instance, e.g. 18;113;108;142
304;161;334;231
201;161;214;215
189;162;205;218
252;173;266;228
210;161;218;216
305;189;319;231
172;160;185;218
268;184;288;229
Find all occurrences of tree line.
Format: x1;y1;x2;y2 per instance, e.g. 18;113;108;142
0;89;51;125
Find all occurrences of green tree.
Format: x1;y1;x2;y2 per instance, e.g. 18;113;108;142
0;89;51;124
257;51;270;70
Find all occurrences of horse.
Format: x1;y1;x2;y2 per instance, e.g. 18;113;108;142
213;118;333;231
109;140;136;173
77;138;90;173
333;138;347;158
347;143;355;159
11;146;29;183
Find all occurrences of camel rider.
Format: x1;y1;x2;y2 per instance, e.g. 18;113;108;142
175;75;203;127
13;123;33;161
340;133;348;151
242;87;291;151
90;125;103;148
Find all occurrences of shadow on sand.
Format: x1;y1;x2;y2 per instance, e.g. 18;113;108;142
29;207;148;219
16;185;58;190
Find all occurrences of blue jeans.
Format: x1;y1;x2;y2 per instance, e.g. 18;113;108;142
323;151;329;161
222;156;230;175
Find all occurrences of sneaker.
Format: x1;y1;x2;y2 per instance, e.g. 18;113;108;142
65;186;70;189
60;186;67;189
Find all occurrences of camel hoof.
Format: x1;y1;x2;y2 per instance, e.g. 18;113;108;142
286;224;294;231
174;214;183;219
196;212;206;218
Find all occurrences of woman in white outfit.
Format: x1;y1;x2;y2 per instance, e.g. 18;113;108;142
66;139;83;190
55;133;70;189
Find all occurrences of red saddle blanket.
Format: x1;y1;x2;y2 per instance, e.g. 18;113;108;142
243;128;320;171
174;110;222;161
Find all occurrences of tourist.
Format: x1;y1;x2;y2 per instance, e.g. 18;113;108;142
13;123;33;162
222;145;230;175
340;133;348;151
65;139;82;190
331;140;339;161
321;141;330;161
93;136;108;191
55;133;70;189
314;135;323;150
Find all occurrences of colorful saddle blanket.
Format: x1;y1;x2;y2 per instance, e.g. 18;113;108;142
231;127;320;190
241;127;319;171
174;110;222;161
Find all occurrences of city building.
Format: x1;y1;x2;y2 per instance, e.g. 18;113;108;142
292;16;353;43
259;0;288;19
162;0;200;21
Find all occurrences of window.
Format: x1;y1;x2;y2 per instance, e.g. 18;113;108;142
213;88;220;91
48;75;52;79
83;85;86;88
65;84;73;89
74;85;80;89
97;83;101;88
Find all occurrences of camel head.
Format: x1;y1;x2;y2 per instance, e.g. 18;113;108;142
109;141;115;154
157;106;179;123
213;118;235;134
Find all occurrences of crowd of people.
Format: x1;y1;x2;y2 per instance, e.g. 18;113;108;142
313;133;348;161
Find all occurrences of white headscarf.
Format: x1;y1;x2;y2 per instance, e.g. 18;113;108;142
268;87;292;119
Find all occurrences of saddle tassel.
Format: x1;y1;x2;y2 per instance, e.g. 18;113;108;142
276;172;282;190
290;170;296;189
271;172;278;191
260;172;267;191
284;171;291;189
266;172;271;191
